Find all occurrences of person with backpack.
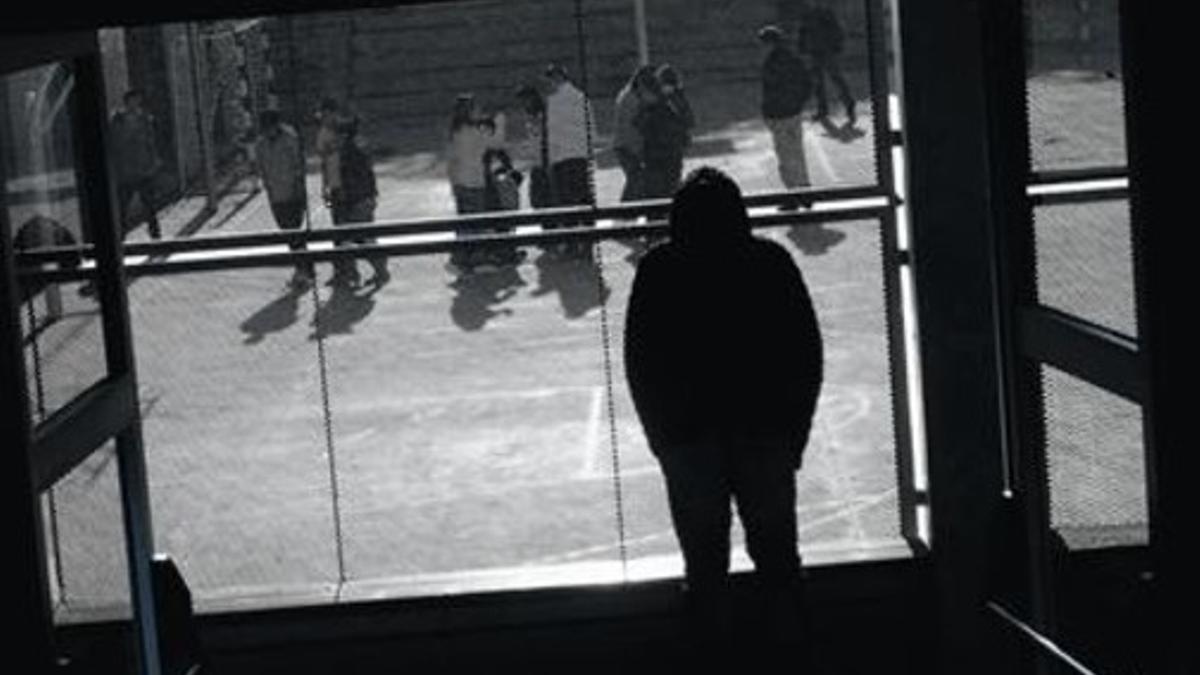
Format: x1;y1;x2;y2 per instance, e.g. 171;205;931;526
797;0;856;125
326;115;388;288
757;24;813;211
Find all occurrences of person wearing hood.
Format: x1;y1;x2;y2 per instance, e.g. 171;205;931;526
623;166;824;663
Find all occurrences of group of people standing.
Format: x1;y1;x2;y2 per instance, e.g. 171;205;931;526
254;97;387;290
446;63;600;272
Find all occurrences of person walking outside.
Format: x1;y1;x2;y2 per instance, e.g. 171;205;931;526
109;89;163;240
253;109;313;289
757;24;813;211
541;63;597;257
326;115;388;288
613;64;657;203
798;0;856;125
624;166;823;667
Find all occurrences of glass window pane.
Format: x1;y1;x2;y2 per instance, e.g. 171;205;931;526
1033;200;1136;337
4;62;108;421
47;441;134;624
131;270;339;611
1026;0;1127;171
1042;365;1148;549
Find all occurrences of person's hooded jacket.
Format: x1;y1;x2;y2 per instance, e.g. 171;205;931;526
623;168;823;467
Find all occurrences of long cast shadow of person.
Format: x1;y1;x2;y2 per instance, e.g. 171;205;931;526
239;286;306;345
449;265;525;331
531;247;610;319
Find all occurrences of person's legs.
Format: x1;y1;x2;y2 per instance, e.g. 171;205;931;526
451;185;488;269
811;58;830;119
731;445;808;659
133;176;161;239
616;147;644;203
550;158;594;258
659;443;735;657
271;199;314;285
766;116;810;193
823;55;856;124
329;202;360;286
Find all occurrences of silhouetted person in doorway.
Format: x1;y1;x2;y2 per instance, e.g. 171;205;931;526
624;167;824;666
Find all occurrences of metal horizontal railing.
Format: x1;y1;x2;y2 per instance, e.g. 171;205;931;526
16;186;894;281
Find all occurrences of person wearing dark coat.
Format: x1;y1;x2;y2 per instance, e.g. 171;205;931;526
797;0;856;124
623;166;824;663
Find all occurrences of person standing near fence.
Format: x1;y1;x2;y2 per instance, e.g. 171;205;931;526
446;93;509;272
797;0;856;126
254;109;313;289
758;25;813;211
110;89;163;240
624;166;823;668
541;63;596;257
613;64;657;203
314;97;344;218
326;115;388;288
639;64;694;199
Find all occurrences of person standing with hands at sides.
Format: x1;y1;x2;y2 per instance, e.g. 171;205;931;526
758;24;813;212
110;89;163;240
254;109;313;289
326;115;388;288
624;167;823;668
613;64;657;204
541;63;597;258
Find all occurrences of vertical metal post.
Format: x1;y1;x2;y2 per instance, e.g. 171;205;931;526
865;0;920;550
0;72;58;675
72;44;162;675
978;0;1058;669
633;0;649;66
896;0;1016;671
188;24;217;212
1120;1;1192;672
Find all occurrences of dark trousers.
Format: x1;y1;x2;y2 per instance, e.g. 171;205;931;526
657;439;807;658
330;199;385;280
549;158;593;227
118;176;161;239
616;148;645;202
811;52;855;117
269;199;313;276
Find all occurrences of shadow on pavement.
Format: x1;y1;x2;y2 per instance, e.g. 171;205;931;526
310;282;382;340
240;287;306;345
787;223;847;257
449;265;525;331
531;250;610;320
